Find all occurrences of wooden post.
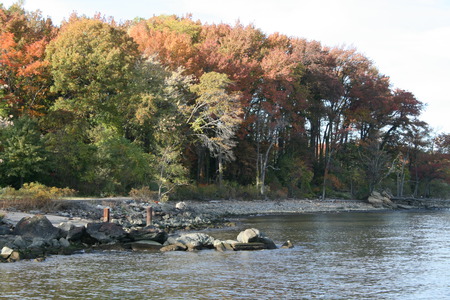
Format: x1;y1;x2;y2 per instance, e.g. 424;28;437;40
103;207;110;222
146;206;153;226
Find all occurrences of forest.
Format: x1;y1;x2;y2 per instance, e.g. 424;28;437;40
0;3;449;201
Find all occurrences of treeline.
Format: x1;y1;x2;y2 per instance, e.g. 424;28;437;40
0;3;449;200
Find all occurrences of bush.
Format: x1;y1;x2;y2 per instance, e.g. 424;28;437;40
129;186;158;203
0;182;76;211
172;182;262;201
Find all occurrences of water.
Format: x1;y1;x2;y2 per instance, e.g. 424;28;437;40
2;210;450;299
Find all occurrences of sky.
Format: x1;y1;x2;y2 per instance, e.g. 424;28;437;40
2;0;450;134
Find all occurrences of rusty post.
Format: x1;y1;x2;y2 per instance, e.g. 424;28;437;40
103;207;110;222
146;206;153;226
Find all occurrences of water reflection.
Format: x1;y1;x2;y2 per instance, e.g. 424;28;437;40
2;211;450;299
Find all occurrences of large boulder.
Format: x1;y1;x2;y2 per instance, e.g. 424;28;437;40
13;215;62;241
368;191;397;209
237;228;277;249
66;226;96;244
86;222;129;244
170;233;216;250
128;226;168;244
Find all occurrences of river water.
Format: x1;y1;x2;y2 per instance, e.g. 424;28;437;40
2;210;450;299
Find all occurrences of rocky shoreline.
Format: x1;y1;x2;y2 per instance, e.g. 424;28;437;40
0;197;419;263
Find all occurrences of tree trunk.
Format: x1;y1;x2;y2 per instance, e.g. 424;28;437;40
218;152;223;188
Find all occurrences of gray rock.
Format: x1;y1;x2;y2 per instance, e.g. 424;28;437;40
281;240;294;249
237;228;262;243
86;222;129;244
232;243;268;251
131;240;163;251
59;238;70;248
13;236;28;249
49;239;60;248
128;227;168;244
0;224;11;235
236;228;277;249
58;222;75;234
29;238;46;249
13;215;62;241
67;226;87;242
174;233;215;249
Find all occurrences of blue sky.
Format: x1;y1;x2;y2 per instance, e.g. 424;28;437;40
3;0;450;134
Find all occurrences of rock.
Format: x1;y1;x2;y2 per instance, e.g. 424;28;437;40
175;202;187;210
86;222;129;244
13;215;62;241
232;243;268;251
128;227;168;244
174;233;215;250
214;240;234;252
58;222;76;236
236;228;277;249
260;236;278;250
0;224;11;235
131;240;163;251
8;250;21;261
367;196;383;208
368;191;397;209
59;238;70;248
13;236;28;249
281;240;294;249
49;239;60;248
29;237;46;249
66;226;95;244
237;228;261;243
1;246;14;258
160;243;187;252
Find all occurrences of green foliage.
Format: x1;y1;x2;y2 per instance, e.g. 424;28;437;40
91;125;151;195
0;116;48;187
46;17;139;126
0;7;445;200
146;14;202;42
173;182;261;201
276;154;314;198
0;182;75;210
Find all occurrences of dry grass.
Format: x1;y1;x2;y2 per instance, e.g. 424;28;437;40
0;183;76;211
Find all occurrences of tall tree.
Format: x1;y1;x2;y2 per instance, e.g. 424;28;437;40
0;3;55;117
46;16;139;128
189;72;242;186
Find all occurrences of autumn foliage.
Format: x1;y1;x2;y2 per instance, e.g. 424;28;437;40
0;3;448;199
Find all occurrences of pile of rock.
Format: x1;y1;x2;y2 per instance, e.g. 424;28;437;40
367;191;397;209
131;227;293;252
0;214;293;262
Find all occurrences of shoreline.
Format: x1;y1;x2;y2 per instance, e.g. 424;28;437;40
0;198;407;227
0;198;445;262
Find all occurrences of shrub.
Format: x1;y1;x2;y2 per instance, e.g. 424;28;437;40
0;182;76;211
129;186;158;203
172;182;262;201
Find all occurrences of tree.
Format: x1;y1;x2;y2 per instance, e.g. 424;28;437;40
189;72;242;186
0;116;47;187
0;3;55;116
46;16;139;128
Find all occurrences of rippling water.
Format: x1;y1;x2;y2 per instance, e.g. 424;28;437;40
2;210;450;299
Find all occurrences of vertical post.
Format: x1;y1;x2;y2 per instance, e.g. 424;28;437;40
103;207;110;222
146;206;153;226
